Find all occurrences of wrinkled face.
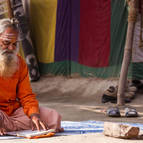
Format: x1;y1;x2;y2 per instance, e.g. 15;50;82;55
0;27;18;56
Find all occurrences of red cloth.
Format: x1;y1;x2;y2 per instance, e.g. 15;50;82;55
79;0;111;67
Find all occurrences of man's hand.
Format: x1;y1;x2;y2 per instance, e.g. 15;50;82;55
0;128;6;136
30;114;47;131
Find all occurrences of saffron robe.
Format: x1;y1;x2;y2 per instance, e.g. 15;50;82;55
0;55;39;117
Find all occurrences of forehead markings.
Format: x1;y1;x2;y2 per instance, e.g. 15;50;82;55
0;33;18;41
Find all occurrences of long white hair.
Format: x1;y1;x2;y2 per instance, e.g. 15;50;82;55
0;18;18;34
0;18;19;78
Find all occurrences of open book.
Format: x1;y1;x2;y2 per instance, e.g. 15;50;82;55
6;129;56;139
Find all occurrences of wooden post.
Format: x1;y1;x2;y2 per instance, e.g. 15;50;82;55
6;0;13;19
117;0;138;105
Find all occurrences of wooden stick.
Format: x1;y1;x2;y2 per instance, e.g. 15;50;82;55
117;0;138;105
6;0;13;19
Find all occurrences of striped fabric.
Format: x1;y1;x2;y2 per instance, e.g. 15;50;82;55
30;0;129;78
31;0;111;67
0;0;129;78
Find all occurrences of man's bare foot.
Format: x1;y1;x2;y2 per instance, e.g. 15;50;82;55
0;128;6;135
0;116;6;135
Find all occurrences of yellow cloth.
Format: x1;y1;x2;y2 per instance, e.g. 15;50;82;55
30;0;57;63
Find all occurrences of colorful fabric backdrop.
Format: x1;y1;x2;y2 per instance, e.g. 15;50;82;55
1;0;142;79
30;0;129;78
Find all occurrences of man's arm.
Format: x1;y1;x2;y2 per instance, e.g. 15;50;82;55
16;56;46;130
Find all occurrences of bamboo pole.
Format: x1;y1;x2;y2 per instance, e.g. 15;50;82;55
139;0;143;48
6;0;13;19
117;0;139;105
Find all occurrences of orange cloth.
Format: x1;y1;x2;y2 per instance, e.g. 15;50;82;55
27;132;55;139
0;55;39;117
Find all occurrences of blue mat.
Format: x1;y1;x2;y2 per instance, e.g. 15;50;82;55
0;120;143;139
56;120;143;136
56;120;104;136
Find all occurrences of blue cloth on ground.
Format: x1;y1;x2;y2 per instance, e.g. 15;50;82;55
56;120;143;136
56;120;104;136
0;120;143;139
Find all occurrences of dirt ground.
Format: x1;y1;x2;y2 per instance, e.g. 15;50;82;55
2;75;143;143
31;75;143;124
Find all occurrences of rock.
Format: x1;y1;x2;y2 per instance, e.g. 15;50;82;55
103;122;139;139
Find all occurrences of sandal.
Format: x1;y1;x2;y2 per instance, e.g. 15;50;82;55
107;107;121;117
125;107;138;117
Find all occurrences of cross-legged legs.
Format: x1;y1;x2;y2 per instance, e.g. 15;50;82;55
0;107;63;132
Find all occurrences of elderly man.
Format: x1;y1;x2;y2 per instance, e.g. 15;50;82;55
0;18;62;135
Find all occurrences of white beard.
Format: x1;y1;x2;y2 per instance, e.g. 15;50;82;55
0;48;19;78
